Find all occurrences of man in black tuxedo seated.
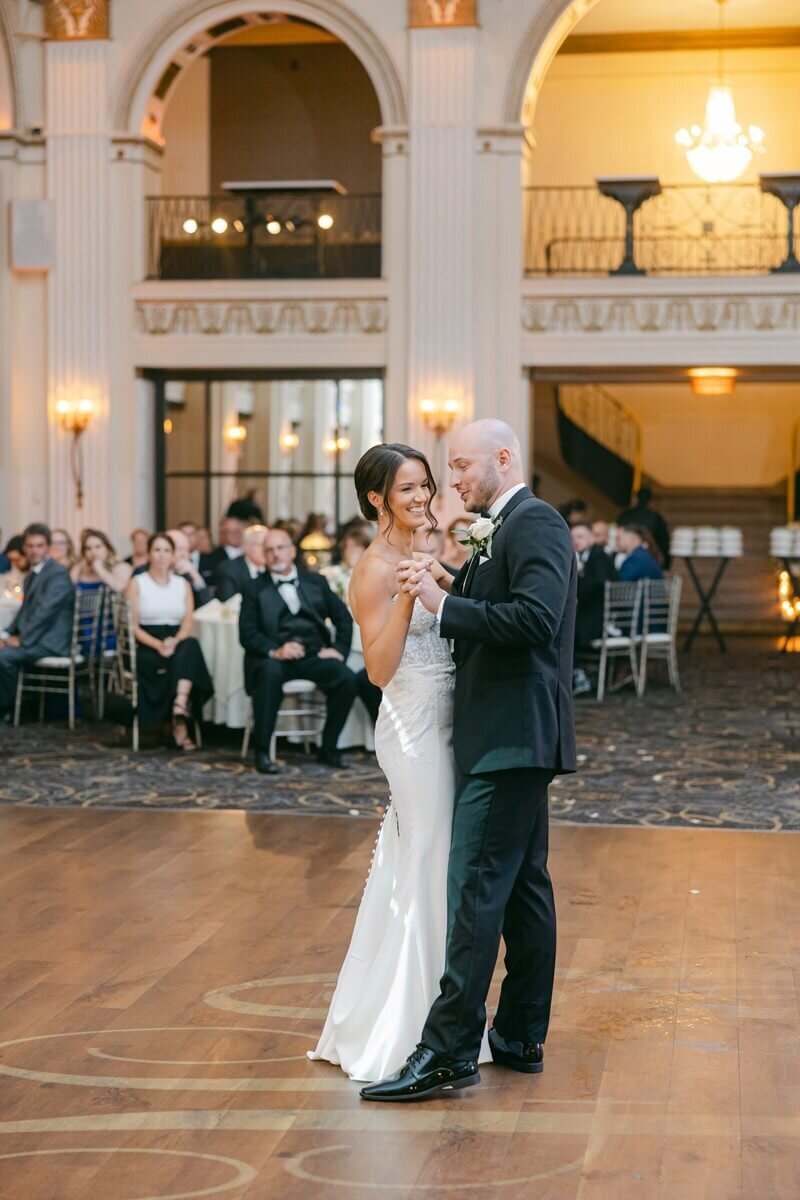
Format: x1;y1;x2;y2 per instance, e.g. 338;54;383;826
216;524;267;602
0;523;74;721
571;521;616;696
239;528;358;774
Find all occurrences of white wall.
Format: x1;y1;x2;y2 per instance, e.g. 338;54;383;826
526;46;800;186
161;57;209;195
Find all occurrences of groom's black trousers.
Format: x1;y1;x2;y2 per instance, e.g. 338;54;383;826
421;767;557;1062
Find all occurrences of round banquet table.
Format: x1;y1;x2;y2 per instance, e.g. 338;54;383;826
192;598;375;750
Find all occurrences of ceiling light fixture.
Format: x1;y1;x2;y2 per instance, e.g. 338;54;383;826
675;0;765;184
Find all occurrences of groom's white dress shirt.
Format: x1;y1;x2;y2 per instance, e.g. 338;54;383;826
436;483;527;625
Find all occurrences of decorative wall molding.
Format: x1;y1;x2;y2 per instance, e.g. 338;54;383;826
136;297;388;338
114;0;407;136
46;0;109;41
521;277;800;367
522;286;800;337
409;0;477;29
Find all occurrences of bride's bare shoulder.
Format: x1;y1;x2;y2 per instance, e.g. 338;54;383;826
349;550;395;617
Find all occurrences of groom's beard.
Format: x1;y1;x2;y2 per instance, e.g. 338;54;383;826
465;466;502;513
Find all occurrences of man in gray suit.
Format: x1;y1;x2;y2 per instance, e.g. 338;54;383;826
0;524;75;719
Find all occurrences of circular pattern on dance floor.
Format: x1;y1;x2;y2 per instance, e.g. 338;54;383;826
203;973;336;1020
281;1143;586;1190
2;642;798;828
0;1027;318;1092
0;1148;256;1200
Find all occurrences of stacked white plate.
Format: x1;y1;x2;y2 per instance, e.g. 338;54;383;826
720;527;744;557
670;525;744;558
696;526;721;556
670;526;695;556
770;526;800;557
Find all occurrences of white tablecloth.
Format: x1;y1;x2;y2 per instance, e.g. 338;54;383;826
0;596;22;635
192;599;375;749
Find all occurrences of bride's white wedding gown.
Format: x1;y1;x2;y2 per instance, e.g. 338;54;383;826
308;597;490;1082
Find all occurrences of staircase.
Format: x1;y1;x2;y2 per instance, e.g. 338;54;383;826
532;381;788;632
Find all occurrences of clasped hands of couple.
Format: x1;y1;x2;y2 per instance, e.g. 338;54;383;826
395;557;444;611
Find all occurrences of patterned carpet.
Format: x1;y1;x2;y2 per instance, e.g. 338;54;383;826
2;640;799;830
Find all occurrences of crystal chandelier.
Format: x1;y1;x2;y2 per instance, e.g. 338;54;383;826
675;0;765;184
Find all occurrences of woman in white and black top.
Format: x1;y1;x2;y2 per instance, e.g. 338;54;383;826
126;533;213;750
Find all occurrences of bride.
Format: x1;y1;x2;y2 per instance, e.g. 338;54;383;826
308;443;490;1082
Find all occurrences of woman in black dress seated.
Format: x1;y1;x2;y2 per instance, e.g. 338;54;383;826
126;533;213;751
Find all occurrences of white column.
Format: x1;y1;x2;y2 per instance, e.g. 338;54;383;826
407;29;478;470
475;125;530;468
46;39;111;535
374;126;409;445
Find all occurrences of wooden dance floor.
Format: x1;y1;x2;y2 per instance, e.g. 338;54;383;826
1;805;799;1199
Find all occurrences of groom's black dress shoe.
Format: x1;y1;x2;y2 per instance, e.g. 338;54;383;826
317;748;346;769
359;1044;480;1102
255;751;280;775
488;1027;544;1074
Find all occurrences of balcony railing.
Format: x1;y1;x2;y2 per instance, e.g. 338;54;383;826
146;192;382;280
524;183;797;277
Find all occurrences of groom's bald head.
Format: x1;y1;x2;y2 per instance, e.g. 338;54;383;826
448;419;525;513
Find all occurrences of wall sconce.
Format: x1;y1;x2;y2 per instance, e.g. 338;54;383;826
224;421;248;455
420;396;461;436
688;367;737;397
322;430;351;456
54;397;94;509
280;422;301;454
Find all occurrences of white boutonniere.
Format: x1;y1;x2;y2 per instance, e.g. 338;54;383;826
458;514;503;561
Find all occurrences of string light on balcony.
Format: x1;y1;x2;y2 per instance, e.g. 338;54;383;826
211;217;228;234
675;0;765;184
182;218;198;235
317;212;334;231
266;218;282;235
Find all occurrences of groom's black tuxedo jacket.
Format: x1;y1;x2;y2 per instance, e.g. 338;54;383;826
441;487;577;776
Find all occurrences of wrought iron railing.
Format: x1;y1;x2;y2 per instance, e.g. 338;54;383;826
559;383;643;494
524;183;794;276
146;192;382;280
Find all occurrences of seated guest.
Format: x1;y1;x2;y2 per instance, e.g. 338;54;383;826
0;524;74;721
126;533;213;751
322;527;381;723
72;530;133;656
72;529;132;594
413;525;445;561
617;524;663;582
216;524;268;602
196;526;213;556
571;522;617;696
125;528;150;570
559;498;589;527
131;528;211;609
199;517;243;588
1;535;26;587
572;522;617;643
178;521;200;570
240;527;358;775
617;486;671;569
51;528;77;570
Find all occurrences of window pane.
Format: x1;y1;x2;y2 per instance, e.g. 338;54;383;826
164;381;207;473
166;476;208;530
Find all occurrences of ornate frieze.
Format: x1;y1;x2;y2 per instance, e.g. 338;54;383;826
46;0;109;40
409;0;477;29
521;291;800;336
135;297;388;338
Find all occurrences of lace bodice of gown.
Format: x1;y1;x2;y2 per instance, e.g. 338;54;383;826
387;596;454;677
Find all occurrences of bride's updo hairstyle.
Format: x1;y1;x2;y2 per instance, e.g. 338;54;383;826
355;444;438;534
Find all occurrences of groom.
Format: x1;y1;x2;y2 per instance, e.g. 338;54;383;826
360;419;577;1101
